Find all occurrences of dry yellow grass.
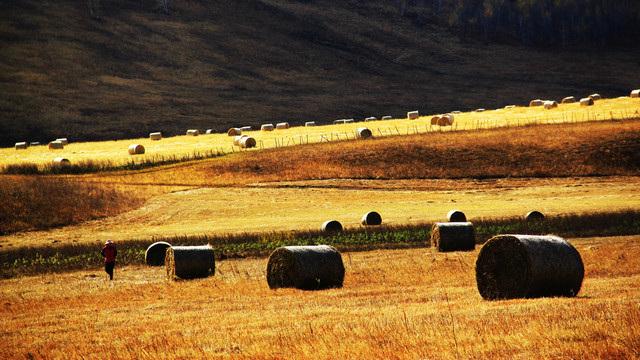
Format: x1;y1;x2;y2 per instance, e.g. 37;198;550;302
1;235;638;359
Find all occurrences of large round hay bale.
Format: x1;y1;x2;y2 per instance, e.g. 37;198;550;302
431;115;441;125
128;144;145;155
356;127;373;139
631;89;640;98
431;222;475;252
524;211;545;222
239;136;257;149
588;93;601;101
15;142;28;150
261;124;275;131
233;135;248;146
475;235;584;300
580;97;594;106
361;211;382;226
447;209;467;222
227;128;242;136
186;129;199;136
276;122;290;130
544;100;558;109
53;157;70;166
407;110;419;119
529;99;543;107
322;220;342;232
561;96;576;104
48;141;64;150
150;132;162;140
443;113;455;125
165;245;215;280
145;241;172;266
266;245;345;290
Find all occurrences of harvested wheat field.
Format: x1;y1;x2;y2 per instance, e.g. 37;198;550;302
1;235;638;359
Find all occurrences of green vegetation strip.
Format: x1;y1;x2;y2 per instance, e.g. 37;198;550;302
1;210;639;279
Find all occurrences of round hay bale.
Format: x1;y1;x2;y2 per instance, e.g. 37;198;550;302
48;141;64;150
382;116;392;120
529;99;544;107
334;119;345;125
261;124;275;131
361;211;382;226
322;220;342;233
431;222;475;252
205;129;215;134
227;128;242;136
305;121;316;126
407;110;419;119
580;97;594;106
240;126;252;132
276;122;290;130
430;115;441;125
30;142;40;146
588;93;601;101
266;245;345;290
233;135;248;146
56;138;69;145
145;241;171;266
15;142;28;150
437;116;449;126
356;127;373;139
544;100;558;109
561;96;576;104
53;157;70;166
149;132;162;140
165;245;215;280
631;89;640;98
128;144;145;155
504;105;516;109
476;108;485;112
443;113;455;125
447;209;467;222
475;234;584;300
344;119;354;123
365;116;377;122
524;211;545;222
239;136;257;149
186;129;199;136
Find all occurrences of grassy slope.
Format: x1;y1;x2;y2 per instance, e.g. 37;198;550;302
1;0;639;147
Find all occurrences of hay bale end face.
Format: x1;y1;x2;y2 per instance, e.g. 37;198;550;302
145;242;172;266
239;136;257;149
186;129;199;136
266;245;345;290
128;144;145;155
361;211;382;226
15;142;28;150
447;209;467;222
580;97;595;106
475;234;584;300
431;115;441;125
48;141;64;150
431;222;475;252
437;116;449;126
356;127;373;139
529;99;544;107
562;96;576;104
525;211;545;222
227;128;242;136
165;245;215;280
630;89;640;98
407;110;419;119
322;220;343;232
233;135;248;146
150;132;162;140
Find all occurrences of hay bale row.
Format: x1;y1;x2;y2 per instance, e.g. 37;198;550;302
561;96;576;104
431;222;475;252
128;144;145;155
580;97;594;106
356;127;372;139
15;142;27;150
475;235;584;300
407;110;419;119
186;129;199;136
631;89;640;98
145;241;171;266
165;245;215;280
266;245;345;290
48;141;64;150
261;124;274;131
150;132;162;140
544;100;558;109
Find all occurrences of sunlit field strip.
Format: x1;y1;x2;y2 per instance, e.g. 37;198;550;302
1;97;638;170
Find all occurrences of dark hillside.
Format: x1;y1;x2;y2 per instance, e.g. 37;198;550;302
1;0;639;147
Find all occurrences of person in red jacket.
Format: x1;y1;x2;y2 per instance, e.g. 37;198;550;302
100;240;117;280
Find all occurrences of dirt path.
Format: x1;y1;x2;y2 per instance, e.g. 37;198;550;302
2;176;639;247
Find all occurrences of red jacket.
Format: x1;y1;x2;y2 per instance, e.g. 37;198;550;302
101;244;117;262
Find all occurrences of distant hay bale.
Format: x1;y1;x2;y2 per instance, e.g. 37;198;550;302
382;116;392;120
344;119;354;123
451;111;461;114
48;141;64;150
580;97;594;106
150;132;162;140
431;115;441;125
361;211;382;226
356;127;373;139
240;126;252;132
544;100;558;109
261;124;275;131
334;119;345;125
233;135;248;146
525;211;545;222
239;136;257;149
431;222;475;252
475;234;584;300
305;121;316;127
447;209;467;222
15;142;27;150
266;245;345;290
30;142;40;146
365;116;377;122
56;138;69;145
165;245;215;280
128;144;145;155
504;105;516;109
562;96;576;104
630;89;640;98
440;113;454;125
145;241;171;266
529;99;544;107
588;93;601;101
437;116;449;126
186;129;199;136
276;122;290;130
206;129;215;134
476;108;485;112
407;110;419;119
228;128;242;136
322;220;342;232
53;157;70;166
